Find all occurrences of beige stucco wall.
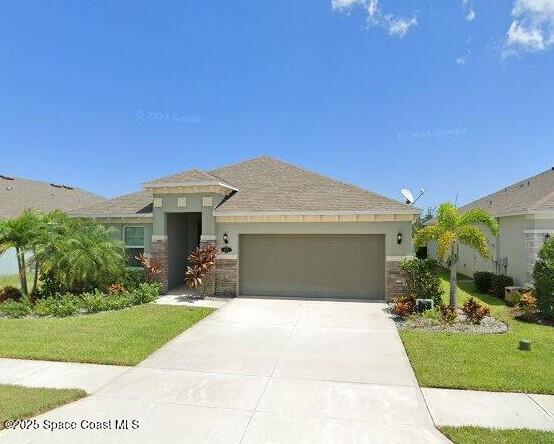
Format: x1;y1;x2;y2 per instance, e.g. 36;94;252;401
215;221;414;257
153;192;222;237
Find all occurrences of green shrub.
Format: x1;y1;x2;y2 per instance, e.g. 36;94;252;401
0;299;32;318
473;271;494;293
38;271;68;299
400;258;443;306
491;274;514;299
33;298;60;317
130;283;161;305
122;267;146;290
0;285;22;302
533;238;554;320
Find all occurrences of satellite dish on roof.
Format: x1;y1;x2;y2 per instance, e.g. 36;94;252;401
401;188;424;205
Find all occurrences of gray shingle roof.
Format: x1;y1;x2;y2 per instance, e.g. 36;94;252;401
211;156;417;214
69;190;152;217
0;175;105;219
73;156;419;217
144;169;236;189
460;167;554;215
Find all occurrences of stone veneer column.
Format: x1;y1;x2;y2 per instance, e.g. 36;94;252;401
525;231;552;281
200;236;216;298
385;258;407;301
215;256;238;297
151;236;169;294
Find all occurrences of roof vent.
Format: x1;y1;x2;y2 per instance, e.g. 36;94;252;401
50;183;63;188
0;175;14;180
62;185;74;190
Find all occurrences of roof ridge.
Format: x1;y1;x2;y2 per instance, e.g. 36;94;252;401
460;167;554;210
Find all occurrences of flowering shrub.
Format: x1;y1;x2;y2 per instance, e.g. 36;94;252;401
136;254;162;283
392;296;416;317
108;283;126;295
438;304;457;324
185;245;218;295
461;297;490;324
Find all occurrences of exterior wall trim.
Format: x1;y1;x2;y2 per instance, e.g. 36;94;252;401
152;234;168;241
524;229;554;234
215;214;415;223
200;234;217;241
386;255;413;261
214;209;419;217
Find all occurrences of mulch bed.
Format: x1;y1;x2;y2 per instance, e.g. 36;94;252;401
392;308;509;334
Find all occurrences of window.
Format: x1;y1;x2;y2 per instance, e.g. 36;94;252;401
124;226;145;267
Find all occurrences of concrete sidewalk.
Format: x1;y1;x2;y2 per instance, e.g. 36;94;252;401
0;357;130;393
423;387;554;431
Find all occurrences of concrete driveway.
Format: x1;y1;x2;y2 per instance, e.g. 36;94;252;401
0;298;447;443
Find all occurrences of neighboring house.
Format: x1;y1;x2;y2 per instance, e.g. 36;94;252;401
0;175;105;275
428;167;554;286
71;156;419;300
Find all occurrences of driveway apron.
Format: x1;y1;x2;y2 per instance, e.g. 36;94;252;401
0;298;448;443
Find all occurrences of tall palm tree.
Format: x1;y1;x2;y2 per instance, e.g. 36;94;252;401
414;202;499;307
0;210;41;295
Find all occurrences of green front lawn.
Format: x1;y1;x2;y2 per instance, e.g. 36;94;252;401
400;275;554;394
0;384;86;430
440;426;554;444
0;304;213;366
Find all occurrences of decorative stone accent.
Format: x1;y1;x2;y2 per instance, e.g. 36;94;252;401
216;257;238;297
386;260;406;301
151;238;169;293
525;231;551;280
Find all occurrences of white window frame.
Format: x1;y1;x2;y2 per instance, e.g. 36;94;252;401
123;226;145;249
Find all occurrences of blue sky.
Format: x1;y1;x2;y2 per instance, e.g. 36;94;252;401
1;0;553;210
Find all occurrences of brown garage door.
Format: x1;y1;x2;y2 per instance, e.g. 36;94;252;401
239;234;385;299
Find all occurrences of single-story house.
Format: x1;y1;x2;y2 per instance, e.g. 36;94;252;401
428;167;554;286
0;175;105;275
71;156;420;300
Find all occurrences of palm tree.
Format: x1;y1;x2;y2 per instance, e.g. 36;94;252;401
45;218;126;292
0;210;41;295
414;202;499;307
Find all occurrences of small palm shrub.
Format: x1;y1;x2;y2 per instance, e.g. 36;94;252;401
400;258;443;306
533;238;554;320
0;286;22;302
438;304;457;324
461;297;490;324
473;271;494;293
392;296;416;317
491;274;514;299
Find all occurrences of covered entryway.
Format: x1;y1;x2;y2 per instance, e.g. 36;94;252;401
239;234;385;299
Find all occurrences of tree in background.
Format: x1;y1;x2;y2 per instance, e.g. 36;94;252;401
414;203;498;307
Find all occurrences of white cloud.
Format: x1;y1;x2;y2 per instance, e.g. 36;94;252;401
504;0;554;56
388;17;418;38
456;54;469;65
462;0;476;21
331;0;364;11
332;0;417;39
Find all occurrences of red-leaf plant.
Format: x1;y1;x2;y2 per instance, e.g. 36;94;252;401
185;245;218;294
